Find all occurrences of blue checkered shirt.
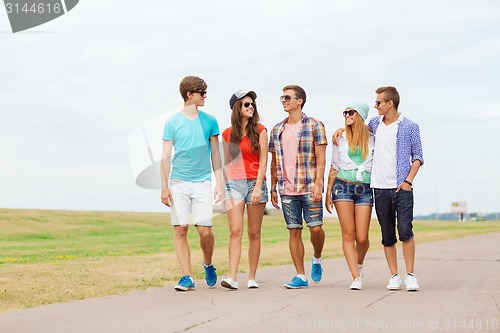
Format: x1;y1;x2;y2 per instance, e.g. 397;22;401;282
368;116;424;187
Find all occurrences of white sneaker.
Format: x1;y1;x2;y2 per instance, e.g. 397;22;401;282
350;277;362;290
221;277;238;290
247;280;259;289
387;274;402;290
405;273;420;291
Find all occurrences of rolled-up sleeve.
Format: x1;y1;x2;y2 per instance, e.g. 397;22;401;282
314;120;328;145
411;123;424;166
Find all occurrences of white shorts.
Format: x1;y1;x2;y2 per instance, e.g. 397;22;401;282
170;179;213;227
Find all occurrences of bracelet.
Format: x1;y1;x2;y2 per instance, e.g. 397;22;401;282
404;179;413;186
270;189;277;193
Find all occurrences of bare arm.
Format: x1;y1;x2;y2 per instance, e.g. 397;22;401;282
221;136;230;185
325;166;338;214
270;152;279;209
160;140;173;207
251;129;269;205
396;160;422;192
210;135;224;203
312;144;327;203
331;128;345;146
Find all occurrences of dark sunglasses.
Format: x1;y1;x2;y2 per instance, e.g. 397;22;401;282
244;102;256;108
375;100;385;107
193;90;207;97
343;110;357;117
280;95;296;102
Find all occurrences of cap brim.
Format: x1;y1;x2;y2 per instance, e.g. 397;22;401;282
230;90;257;109
245;91;257;100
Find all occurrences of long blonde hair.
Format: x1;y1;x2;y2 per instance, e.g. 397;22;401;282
345;114;370;160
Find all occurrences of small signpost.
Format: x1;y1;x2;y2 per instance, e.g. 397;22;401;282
451;201;467;221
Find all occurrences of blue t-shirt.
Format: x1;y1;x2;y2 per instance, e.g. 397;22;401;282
162;110;220;182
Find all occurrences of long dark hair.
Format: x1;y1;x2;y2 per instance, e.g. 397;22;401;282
229;98;260;159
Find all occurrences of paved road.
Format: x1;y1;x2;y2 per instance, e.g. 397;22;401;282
1;233;499;333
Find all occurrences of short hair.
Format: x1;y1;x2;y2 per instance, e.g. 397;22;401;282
179;76;207;101
283;84;306;109
375;86;400;109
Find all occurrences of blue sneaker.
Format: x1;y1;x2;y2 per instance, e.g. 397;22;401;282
311;258;323;283
284;276;309;289
203;263;217;288
174;275;194;291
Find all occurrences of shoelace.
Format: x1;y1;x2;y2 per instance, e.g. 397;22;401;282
207;266;216;279
312;264;322;273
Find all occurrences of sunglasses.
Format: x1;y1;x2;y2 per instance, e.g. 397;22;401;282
343;110;357;117
375;100;385;107
280;95;296;102
193;90;207;97
244;102;256;108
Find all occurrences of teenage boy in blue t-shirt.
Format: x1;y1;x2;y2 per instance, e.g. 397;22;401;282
160;76;223;291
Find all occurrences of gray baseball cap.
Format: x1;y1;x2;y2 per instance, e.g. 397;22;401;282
229;90;257;109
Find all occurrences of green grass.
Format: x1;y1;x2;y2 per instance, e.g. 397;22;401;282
1;208;499;311
0;209;170;265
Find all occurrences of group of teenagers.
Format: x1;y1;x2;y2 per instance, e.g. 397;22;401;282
160;75;424;293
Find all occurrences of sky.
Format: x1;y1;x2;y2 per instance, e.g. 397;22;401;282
1;0;500;216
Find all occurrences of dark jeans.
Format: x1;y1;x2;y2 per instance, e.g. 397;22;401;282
374;188;414;247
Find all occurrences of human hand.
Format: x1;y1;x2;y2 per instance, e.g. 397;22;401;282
325;194;333;214
214;183;224;204
396;182;412;193
161;188;173;207
271;191;280;209
250;187;262;205
312;183;323;203
331;128;345;146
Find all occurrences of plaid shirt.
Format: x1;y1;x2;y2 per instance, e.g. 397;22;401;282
368;115;424;187
269;112;327;194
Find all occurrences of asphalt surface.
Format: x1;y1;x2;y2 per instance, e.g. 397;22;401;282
1;233;499;333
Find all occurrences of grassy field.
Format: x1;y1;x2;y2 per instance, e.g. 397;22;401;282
1;208;500;311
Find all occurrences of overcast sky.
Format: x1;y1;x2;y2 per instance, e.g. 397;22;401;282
1;0;500;216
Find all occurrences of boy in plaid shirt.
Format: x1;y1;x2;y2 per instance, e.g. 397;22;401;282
269;85;327;289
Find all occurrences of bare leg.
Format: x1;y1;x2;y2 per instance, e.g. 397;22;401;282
246;203;265;280
335;202;358;279
196;225;215;266
354;205;372;265
402;238;415;274
309;225;325;259
174;225;191;276
384;245;398;275
225;200;245;280
289;228;305;275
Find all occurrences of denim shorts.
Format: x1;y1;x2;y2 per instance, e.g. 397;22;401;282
332;178;373;206
281;194;323;229
225;179;269;204
374;188;414;247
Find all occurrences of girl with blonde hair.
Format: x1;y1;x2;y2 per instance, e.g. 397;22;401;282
325;102;374;290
